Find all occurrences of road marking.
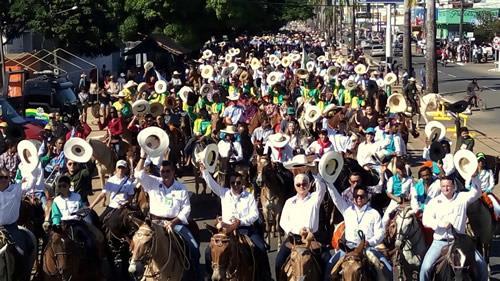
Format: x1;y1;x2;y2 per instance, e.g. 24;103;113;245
456;62;464;66
484;86;497;92
447;74;457;78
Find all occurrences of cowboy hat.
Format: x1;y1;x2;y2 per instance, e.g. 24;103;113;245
387;94;407;113
196;144;219;174
425;121;447;142
354;64;368;75
384;73;397;85
322;104;337;115
337;56;347;66
201;65;214;79
239;71;249;82
453;149;478;180
137;126;170;158
269;54;280;64
154;80;167;94
304;105;322;123
221;66;234;78
225;54;233;63
202;49;213;60
137;82;148;94
226;91;240;101
326;66;337;78
268;133;290;148
296;69;309;79
228;63;239;75
319;151;344;183
250;58;261;70
376;79;385;88
200;84;213;97
178;86;193;103
306;61;316;72
273;58;282;68
144;61;154;72
18;140;41;174
221;125;238;134
308;53;317;61
229;48;240;56
123;80;138;89
317;55;327;63
290;53;301;62
115;91;127;98
284;154;315;170
64;137;93;163
266;71;282;86
387;157;398;174
343;79;357;91
132;99;151;116
149;102;164;117
429;141;446;162
281;56;292;68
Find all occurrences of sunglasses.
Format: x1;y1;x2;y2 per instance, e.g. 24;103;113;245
67;162;76;166
295;183;308;187
354;194;366;199
230;181;242;185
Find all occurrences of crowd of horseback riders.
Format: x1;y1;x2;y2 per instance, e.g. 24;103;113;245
1;28;499;281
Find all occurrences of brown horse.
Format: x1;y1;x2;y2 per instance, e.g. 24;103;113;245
209;230;255;281
280;230;322;281
42;230;102;281
0;226;37;281
18;196;45;277
128;221;188;281
330;231;371;281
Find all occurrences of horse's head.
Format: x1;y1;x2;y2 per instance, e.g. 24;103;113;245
128;222;155;277
210;232;236;281
255;155;270;187
394;206;417;248
43;230;75;281
287;245;318;281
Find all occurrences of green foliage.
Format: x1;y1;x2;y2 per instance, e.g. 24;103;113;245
473;15;500;43
281;0;314;22
0;0;38;41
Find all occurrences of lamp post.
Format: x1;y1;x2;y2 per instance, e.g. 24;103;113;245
0;24;6;95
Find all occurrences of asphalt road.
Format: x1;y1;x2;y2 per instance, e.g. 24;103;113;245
86;56;500;281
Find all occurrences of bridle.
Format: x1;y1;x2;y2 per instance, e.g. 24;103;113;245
394;207;424;263
43;235;73;281
211;233;239;279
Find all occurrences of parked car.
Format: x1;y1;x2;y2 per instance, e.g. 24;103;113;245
371;45;385;56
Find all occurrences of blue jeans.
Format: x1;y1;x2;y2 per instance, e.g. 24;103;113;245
324;248;392;281
172;224;202;281
419;239;488;281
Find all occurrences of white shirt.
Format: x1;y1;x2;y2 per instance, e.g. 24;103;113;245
222;105;244;125
374;127;385;142
327;182;385;248
422;177;481;240
202;171;259;226
477;169;495;192
380;133;406;156
53;192;83;221
134;170;190;224
263;143;293;163
386;175;413;197
0;183;22;225
410;178;441;212
251;127;274;144
306;140;334;158
21;163;45;194
328;133;354;153
103;175;135;209
280;176;326;235
356;141;381;167
217;140;243;162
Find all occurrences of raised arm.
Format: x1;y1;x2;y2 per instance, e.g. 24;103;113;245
326;181;349;215
201;170;227;197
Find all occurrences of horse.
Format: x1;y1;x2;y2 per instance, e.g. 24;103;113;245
128;221;189;281
209;229;255;281
89;138;119;191
280;230;322;281
0;226;37;281
385;205;427;280
18;196;45;278
432;227;478;281
466;198;493;266
256;155;294;247
42;229;102;281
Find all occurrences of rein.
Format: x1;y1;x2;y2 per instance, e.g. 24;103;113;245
43;235;73;281
210;233;256;281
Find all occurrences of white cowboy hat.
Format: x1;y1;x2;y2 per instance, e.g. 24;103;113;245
154;80;167;94
137;82;148;94
425;121;446;142
384;73;397;85
196;144;219;174
149;102;164;117
226;91;240;101
284;154;315;170
266;71;282;86
200;84;213;97
137;126;170;158
64;137;93;163
317;55;327;63
123;80;138;89
376;79;386;88
228;63;239;75
296;68;309;79
318;151;344;183
202;49;213;60
225;54;233;63
229;48;240;56
354;64;368;75
132;99;150;116
144;61;154;72
290;53;301;62
306;61;316;72
200;65;214;79
250;58;262;70
116;91;127;98
387;93;407;113
221;66;234;78
281;56;292;68
322;104;337;115
18;140;41;174
343;79;357;91
268;54;279;65
268;133;290;148
326;66;337;78
304;105;322;123
453;149;478;180
221;125;238;134
178;86;193;103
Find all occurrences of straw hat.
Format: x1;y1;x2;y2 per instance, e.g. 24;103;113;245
149;102;164;117
384;73;397;85
221;125;238;134
227;92;240;101
225;54;233;63
195;144;219;173
322;104;337;115
268;133;290;148
306;61;316;72
123;80;138;89
202;49;213;60
326;66;337;78
354;64;368;75
18;140;41;174
132;99;150;116
266;71;282;86
453;149;478;180
290;53;301;62
154;80;167;94
317;55;327;63
250;58;262;70
281;56;292;68
284;154;315;170
200;84;213;97
221;66;234;78
229;48;240;56
201;65;214;79
269;54;279;65
296;69;309;79
425;121;446;142
137;82;148;94
376;79;385;88
318;151;344;183
137;126;170;158
343;79;357;91
387;94;407;113
178;86;193;103
144;61;154;72
64;137;93;163
304;105;322;123
239;71;249;82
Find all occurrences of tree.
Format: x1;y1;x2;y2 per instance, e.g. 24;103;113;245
425;0;438;93
281;0;314;22
473;12;500;43
0;0;38;41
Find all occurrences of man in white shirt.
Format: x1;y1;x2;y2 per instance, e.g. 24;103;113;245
251;118;273;154
326;183;392;280
420;176;487;281
134;149;201;281
356;127;381;167
0;168;34;280
201;166;272;280
275;173;328;279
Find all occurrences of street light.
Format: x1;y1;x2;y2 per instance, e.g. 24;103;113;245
53;6;78;16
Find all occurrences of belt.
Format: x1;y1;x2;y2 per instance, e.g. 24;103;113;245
439;238;454;242
150;214;176;221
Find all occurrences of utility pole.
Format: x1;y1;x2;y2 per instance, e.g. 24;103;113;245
0;26;6;96
403;0;412;73
333;0;337;45
385;4;393;65
425;0;438;93
458;0;464;41
351;0;356;50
